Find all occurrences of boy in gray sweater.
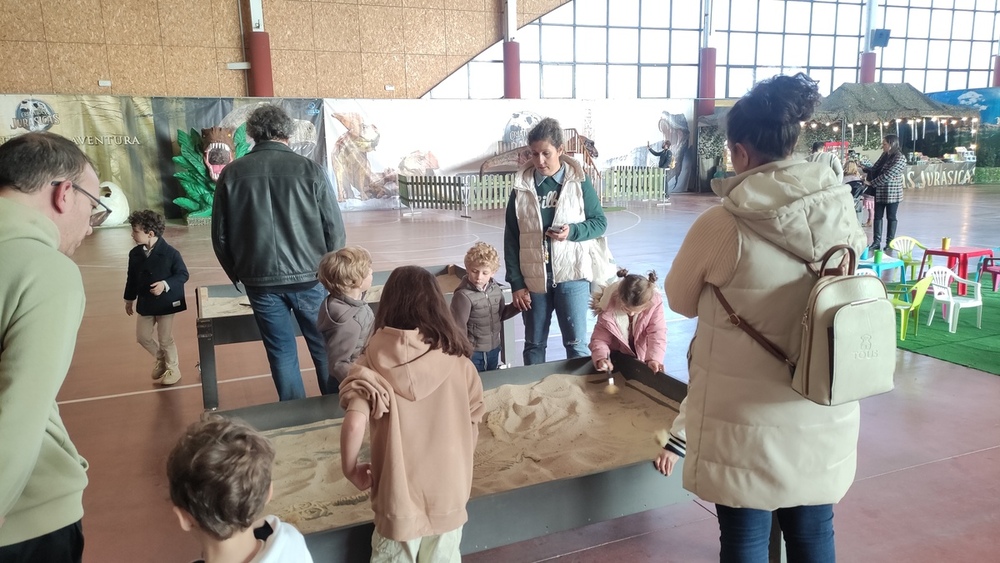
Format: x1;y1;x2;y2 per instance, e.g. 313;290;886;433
316;246;374;394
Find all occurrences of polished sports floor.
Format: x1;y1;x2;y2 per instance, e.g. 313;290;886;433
61;184;1000;561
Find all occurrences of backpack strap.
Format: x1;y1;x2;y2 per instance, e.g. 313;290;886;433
817;245;858;276
711;285;796;371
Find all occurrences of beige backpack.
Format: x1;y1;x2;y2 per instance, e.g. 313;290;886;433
714;245;896;406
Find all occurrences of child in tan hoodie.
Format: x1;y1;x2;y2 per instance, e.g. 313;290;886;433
340;266;486;562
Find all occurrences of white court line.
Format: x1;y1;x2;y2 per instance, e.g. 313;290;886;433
57;368;316;405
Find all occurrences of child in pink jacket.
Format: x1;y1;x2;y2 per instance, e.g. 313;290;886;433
589;268;667;373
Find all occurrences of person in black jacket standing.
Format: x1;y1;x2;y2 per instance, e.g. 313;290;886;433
125;210;188;386
212;104;346;401
647;140;673;201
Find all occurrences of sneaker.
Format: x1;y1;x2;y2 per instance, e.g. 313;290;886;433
159;369;181;386
151;358;167;380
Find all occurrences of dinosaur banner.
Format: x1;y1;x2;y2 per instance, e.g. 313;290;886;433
0;94;694;219
323;98;695;211
152;97;325;219
0;94;159;226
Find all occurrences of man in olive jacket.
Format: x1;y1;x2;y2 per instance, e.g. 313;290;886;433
212;104;346;401
0;132;107;563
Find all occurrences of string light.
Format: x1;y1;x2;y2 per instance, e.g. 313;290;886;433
810;122;818;129
972;117;979;123
832;126;839;132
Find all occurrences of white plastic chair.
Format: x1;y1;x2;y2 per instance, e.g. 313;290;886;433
925;266;983;333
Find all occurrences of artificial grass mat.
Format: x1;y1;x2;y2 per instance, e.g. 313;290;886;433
895;282;1000;375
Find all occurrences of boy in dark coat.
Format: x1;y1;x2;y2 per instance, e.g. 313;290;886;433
124;210;188;386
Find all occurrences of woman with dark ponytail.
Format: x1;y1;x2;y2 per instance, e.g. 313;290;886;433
654;73;866;562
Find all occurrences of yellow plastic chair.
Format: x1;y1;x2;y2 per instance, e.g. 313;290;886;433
889;236;931;280
892;275;933;340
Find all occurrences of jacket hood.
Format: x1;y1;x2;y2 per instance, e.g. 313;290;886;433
360;327;453;401
712;159;863;263
318;292;366;328
590;280;620;314
515;155;586;191
0;197;60;250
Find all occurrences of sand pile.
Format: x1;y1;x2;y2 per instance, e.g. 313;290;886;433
263;373;679;534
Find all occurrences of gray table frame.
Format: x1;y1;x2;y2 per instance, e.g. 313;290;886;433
196;265;515;410
220;355;694;561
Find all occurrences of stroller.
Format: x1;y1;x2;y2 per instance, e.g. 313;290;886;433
847;180;866;225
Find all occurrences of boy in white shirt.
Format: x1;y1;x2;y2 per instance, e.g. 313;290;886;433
167;415;313;563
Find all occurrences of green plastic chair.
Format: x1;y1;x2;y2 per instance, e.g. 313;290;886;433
892;275;933;340
889;236;932;280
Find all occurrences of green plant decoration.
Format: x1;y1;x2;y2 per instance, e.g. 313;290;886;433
172;128;215;218
233;124;250;157
171;124;250;218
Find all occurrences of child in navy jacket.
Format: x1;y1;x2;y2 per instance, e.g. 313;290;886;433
124;210;188;386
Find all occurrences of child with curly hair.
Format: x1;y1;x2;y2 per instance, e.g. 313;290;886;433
450;242;520;372
124;209;188;386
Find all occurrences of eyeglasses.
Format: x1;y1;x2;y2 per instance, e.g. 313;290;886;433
55;181;112;227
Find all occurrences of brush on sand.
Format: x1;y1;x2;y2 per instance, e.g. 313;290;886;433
604;367;619;395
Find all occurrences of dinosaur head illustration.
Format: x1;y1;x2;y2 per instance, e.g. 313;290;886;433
201;127;235;181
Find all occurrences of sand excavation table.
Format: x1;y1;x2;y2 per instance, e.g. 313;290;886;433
221;356;692;562
195;265;512;410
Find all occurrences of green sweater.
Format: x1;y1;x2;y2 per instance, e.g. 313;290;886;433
0;197;88;546
504;165;607;292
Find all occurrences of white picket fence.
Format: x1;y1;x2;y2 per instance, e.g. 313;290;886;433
398;167;666;215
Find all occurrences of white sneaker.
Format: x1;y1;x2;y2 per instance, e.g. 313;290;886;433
159;369;181;386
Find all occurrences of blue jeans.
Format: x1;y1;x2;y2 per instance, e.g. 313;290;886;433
522;279;590;365
716;504;835;563
471;346;501;372
246;283;331;401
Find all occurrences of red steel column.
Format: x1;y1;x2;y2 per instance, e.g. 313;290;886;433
860;52;876;84
698;47;716;117
503;41;521;99
246;31;274;97
993;55;1000;87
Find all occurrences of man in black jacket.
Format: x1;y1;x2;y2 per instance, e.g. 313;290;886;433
647;140;673;201
212;104;346;401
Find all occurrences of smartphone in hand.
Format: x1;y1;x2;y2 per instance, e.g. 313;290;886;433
547;224;563;234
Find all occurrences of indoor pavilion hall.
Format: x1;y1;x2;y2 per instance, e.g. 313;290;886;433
60;184;1000;562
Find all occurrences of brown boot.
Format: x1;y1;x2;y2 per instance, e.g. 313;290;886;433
151;358;167;380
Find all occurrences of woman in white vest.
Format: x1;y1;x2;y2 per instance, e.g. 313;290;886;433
652;74;867;562
503;118;607;365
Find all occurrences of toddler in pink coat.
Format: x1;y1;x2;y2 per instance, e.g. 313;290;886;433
588;268;667;373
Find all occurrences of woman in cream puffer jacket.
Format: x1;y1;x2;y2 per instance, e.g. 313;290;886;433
654;73;868;563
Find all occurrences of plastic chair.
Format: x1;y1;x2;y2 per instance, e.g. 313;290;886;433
925;266;983;333
891;275;933;340
889;236;931;280
974;251;1000;291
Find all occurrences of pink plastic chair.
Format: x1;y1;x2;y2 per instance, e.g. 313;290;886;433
977;256;1000;292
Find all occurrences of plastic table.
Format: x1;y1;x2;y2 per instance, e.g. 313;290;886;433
918;246;994;296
